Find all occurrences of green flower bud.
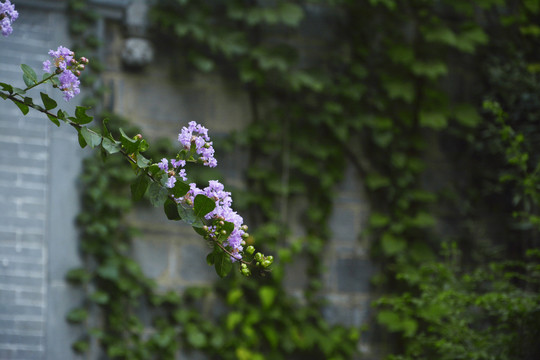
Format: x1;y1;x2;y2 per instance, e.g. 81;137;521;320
246;246;255;255
262;260;271;268
221;230;227;235
266;256;274;264
254;252;263;261
241;233;249;239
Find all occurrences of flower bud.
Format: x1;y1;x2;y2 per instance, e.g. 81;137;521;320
74;70;81;77
254;252;263;261
262;260;271;268
241;240;246;246
246;246;255;255
241;267;251;276
219;220;224;226
80;57;89;64
241;225;248;231
202;225;209;232
77;64;85;71
221;230;227;235
241;233;249;239
266;256;274;264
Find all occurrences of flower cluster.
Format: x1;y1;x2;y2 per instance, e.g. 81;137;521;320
158;158;187;188
178;121;217;167
0;0;18;37
181;180;247;261
42;46;89;101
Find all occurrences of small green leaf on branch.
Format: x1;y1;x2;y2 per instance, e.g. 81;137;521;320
148;182;168;207
131;174;150;202
214;251;233;278
21;64;37;83
40;92;57;110
164;197;181;220
14;102;29;115
73;106;93;125
80;127;102;148
194;194;216;218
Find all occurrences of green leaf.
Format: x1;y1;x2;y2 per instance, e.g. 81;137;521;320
177;204;205;227
259;286;276;309
453;104;481;127
370;213;390;228
101;138;120;154
419;111;448;130
66;308;88;323
90;291;109;304
119;128;139;154
77;130;87;148
171;181;190;197
47;114;60;127
194;194;216;218
131;174;150;201
72;340;89;354
21;64;37;83
40;92;57;110
148;182;168;207
74;106;93;125
214;251;233;278
164;197;181;220
80;127;102;148
381;232;406;255
65;268;91;284
23;74;34;88
136;154;150;168
0;82;13;93
411;61;448;79
278;3;304;26
206;251;215;265
14;102;29;115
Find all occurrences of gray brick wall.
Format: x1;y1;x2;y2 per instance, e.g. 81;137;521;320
0;2;85;359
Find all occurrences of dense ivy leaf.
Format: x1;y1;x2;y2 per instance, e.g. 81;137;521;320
278;3;304;26
164;197;181;220
14;101;29;115
453;104;481;127
411;61;448;79
66;308;88;323
131;174;150;201
214;251;232;278
194;194;216;218
419;111;448;130
72;340;89;354
259;286;276;309
65;268;91;284
89;291;109;304
40;92;57;110
148;182;168;207
365;173;391;190
80;127;102;148
381;232;406;255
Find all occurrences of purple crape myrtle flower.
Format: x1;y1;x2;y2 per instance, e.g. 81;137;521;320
178;121;217;168
158;158;169;171
0;0;18;37
43;46;74;72
58;70;80;101
166;176;176;189
180;180;246;261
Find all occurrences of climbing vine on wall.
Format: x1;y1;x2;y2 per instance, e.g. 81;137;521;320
63;0;540;358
